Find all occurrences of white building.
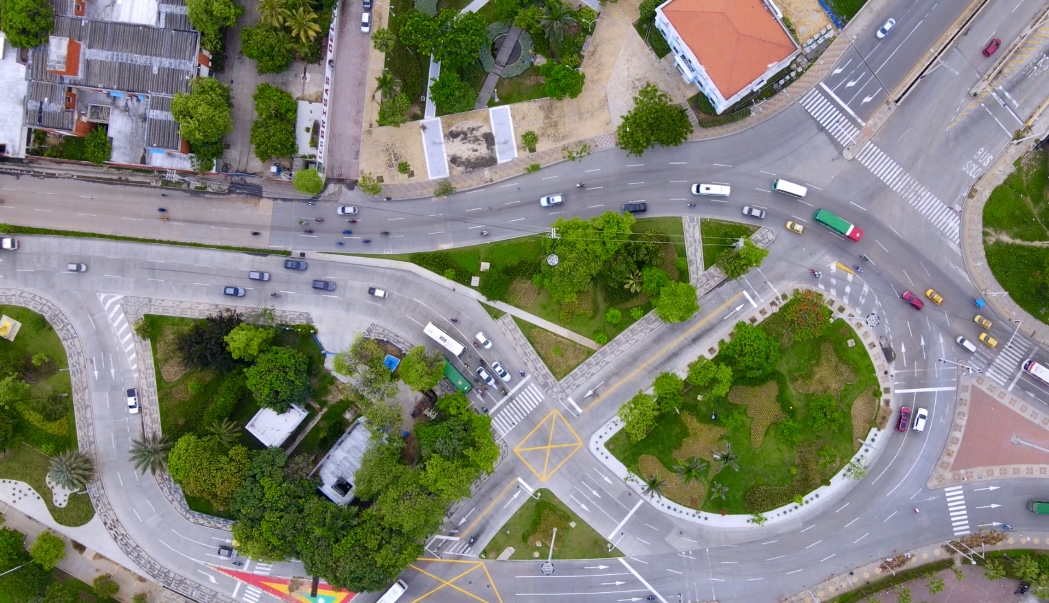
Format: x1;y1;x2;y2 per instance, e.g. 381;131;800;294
655;0;799;114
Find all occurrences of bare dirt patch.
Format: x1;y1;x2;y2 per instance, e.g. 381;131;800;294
639;454;706;508
727;382;784;448
157;327;189;383
791;341;858;394
508;279;539;306
526;328;593;380
445;120;497;174
673;414;726;463
775;0;832;42
850;391;879;446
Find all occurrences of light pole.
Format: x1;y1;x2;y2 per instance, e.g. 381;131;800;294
939;358;980;374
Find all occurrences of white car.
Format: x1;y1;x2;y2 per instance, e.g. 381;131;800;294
476;367;496;387
691;183;731;197
337;205;358;215
126;388;140;414
67;263;87;272
742;206;766;219
539;194;564;207
876;18;896;39
368;287;388;298
361;12;370;32
475;331;493;349
491;362;511;382
912;407;928;432
248;271;270;281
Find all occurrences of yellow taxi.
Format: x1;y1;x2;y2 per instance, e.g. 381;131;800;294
979;332;998;349
974;315;993;329
786;221;805;234
925;289;944;305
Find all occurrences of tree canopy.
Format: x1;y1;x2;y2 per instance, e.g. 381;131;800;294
782;289;831;341
0;0;53;49
655;280;699;323
653;371;684;413
243;346;310;413
542;211;635;303
175;308;242;372
168;434;250;509
541;63;585;100
241;25;294;74
171;78;234;163
717;239;769;278
398;346;446;391
224;323;275;362
431;10;487;71
429;70;475;115
686;357;732;400
616;83;693;156
719;322;779;380
251;83;297;161
186;0;243;53
618;392;659;441
333;336;396;400
293;168;325;194
28;531;64;571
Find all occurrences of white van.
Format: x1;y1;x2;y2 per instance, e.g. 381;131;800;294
691;183;731;197
956;336;977;353
376;579;407;603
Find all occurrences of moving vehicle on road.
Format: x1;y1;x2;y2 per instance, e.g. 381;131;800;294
974;314;993;329
813;209;863;242
912;408;928;432
896;406;911;432
742;206;765;219
491;362;511;382
540;194;564;207
248;271;270;281
126;388;140;414
901;291;924;310
336;206;359;215
284;259;308;271
623;202;647;213
361;11;370;32
476;367;496;387
691;183;731;197
1028;499;1049;514
786;221;804;234
67;263;87;272
425;322;465;357
442;361;472;393
1;237;18;250
983;38;1001;57
956;336;977;353
771;179;807;198
876;18;896;39
1023;359;1049;386
368;287;389;298
475;331;493;349
925;289;944;305
979;332;998;349
218;545;235;558
312;280;336;291
376;579;408;603
223;286;246;297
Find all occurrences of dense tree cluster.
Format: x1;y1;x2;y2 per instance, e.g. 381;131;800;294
616;83;693;157
250;84;297;161
717;239;769;279
186;0;243;53
170;78;233;171
240;0;336;74
0;0;53;49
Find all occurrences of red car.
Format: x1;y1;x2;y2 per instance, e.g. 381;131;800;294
896;406;912;432
901;291;924;310
983;38;1001;57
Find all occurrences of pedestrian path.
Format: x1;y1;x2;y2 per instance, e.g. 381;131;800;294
98;294;137;373
984;332;1032;388
944;484;970;536
799;88;960;246
240;585;264;603
491;382;545;438
441;538;478;557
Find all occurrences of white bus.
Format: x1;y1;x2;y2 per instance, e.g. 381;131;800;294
424;322;465;357
1023;359;1049;386
376;579;408;603
772;179;808;199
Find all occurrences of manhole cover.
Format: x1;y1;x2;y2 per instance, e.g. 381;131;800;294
866;313;880;328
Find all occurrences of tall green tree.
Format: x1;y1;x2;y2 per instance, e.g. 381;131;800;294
374;71;402;101
287;5;321;44
174;308;242;372
224;323;275;361
241;25;294;74
257;0;290;27
129;432;174;476
542;211;635;303
540;62;585;99
398;11;438;54
42;581;80;603
186;0;243;53
167;434;250;509
429;70;475;115
251;83;297;161
378;93;411;127
371;27;396;53
171;78;234;153
539;1;576;46
334;336;396;400
328;510;423;592
48;450;94;491
244;347;310;413
83;127;112;164
686;357;732;400
0;0;53;49
616;83;693;157
293;168;324;194
28;531;64;570
655;281;699;323
653;371;683;413
398;346;445;391
618;392;658;441
206;418;240;449
431;10;487;71
719;321;779;379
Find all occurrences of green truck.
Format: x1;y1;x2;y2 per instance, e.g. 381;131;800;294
1027;499;1049;514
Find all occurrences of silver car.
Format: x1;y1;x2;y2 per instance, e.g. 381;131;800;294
876;18;896;39
491;362;511;382
476;367;496;387
742;206;766;219
248;271;270;281
540;194;564;207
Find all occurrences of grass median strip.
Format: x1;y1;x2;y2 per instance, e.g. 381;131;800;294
0;223;290;256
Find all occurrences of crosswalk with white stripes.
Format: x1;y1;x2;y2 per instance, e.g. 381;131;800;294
98;294;137;373
984;332;1032;387
799;89;960;246
491;382;545;437
944;485;970;536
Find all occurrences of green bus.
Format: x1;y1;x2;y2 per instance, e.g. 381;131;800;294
813;209;864;242
443;361;472;393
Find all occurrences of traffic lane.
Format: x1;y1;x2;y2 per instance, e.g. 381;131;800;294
964;477;1049;532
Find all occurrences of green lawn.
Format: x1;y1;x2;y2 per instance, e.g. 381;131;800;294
983;149;1049;322
608;313;879;514
828;0;868;21
513;317;594;380
700;219;759;269
481;489;622;560
492;66;546;107
635;21;671;59
0;444;94;526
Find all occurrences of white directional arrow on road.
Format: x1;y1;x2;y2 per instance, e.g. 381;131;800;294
900;343;907;367
977;522;1004;528
570;495;590;513
974;486;1001;492
920;335;927;360
601;581;627;586
974;504;1001;509
585;565;610;570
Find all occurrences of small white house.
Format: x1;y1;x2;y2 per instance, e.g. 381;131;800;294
654;0;799;114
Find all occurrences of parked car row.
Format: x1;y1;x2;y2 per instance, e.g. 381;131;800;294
896;405;928;432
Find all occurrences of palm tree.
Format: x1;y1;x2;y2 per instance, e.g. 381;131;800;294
1017;555;1041;583
374;71;402;101
622;270;643;293
709;482;728;501
206;418;240;449
713;442;740;473
982;558;1006;581
129;432;174;475
540;2;577;46
641;474;665;499
670;456;707;485
287;6;322;44
49;449;95;491
258;0;291;28
372;28;396;53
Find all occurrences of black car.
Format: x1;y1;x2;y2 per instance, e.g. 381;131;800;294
312;280;336;291
284;259;308;271
623;202;647;213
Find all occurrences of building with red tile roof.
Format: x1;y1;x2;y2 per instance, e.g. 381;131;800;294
654;0;799;114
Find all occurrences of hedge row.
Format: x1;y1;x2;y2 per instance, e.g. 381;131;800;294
832;558;955;603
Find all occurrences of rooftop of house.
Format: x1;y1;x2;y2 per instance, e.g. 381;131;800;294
661;0;797;99
315;420;374;506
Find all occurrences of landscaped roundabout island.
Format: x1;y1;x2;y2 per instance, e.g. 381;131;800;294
605;290;887;523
